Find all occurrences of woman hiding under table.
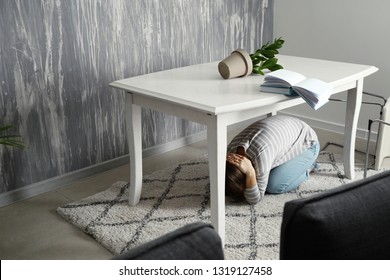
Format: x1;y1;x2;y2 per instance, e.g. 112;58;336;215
225;115;320;204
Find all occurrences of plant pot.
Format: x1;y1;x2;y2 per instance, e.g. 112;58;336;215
218;49;253;79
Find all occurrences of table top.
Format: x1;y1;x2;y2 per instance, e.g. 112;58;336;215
110;55;378;115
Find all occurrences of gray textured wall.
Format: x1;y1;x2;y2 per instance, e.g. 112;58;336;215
0;0;273;194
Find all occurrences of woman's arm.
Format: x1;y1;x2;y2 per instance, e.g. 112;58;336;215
243;185;262;204
226;153;256;188
227;152;264;204
234;146;257;189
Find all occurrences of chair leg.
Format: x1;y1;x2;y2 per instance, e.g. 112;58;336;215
364;119;390;178
364;120;374;178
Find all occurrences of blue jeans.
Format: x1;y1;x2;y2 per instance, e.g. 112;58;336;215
267;142;320;194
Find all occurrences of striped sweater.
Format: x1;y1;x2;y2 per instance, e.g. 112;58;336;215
227;115;318;204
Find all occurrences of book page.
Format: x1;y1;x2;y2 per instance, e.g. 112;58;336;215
293;78;332;110
293;78;331;99
264;69;307;87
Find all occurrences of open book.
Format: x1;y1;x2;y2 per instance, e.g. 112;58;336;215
260;69;332;110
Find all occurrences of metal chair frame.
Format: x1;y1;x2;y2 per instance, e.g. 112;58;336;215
326;92;388;178
364;118;390;178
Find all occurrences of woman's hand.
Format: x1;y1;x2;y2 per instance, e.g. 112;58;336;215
226;153;253;175
227;153;257;188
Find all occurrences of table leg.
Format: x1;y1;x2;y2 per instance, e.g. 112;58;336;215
207;116;227;245
125;93;143;205
343;79;363;179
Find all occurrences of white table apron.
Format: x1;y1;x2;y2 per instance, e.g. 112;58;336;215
111;56;378;244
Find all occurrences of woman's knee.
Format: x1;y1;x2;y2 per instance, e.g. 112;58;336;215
267;182;289;194
267;172;308;194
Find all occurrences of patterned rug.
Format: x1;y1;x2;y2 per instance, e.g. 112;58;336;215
56;151;384;260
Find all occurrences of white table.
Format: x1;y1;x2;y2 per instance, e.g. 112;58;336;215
110;55;378;243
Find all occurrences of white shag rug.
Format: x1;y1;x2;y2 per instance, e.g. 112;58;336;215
57;151;385;260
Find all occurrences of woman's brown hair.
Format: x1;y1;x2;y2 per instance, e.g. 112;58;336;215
225;160;246;200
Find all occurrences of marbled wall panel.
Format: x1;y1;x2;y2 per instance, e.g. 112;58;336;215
0;0;273;193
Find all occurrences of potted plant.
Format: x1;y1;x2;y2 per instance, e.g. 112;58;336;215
0;125;26;149
218;37;285;79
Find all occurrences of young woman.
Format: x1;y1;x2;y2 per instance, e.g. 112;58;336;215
225;115;320;204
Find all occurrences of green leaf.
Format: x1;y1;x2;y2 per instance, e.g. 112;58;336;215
268;64;284;71
251;58;261;65
0;125;14;133
261;57;278;69
0;125;26;149
253;67;265;75
252;66;261;74
260;49;277;58
251;56;266;66
250;37;285;75
0;139;26;149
